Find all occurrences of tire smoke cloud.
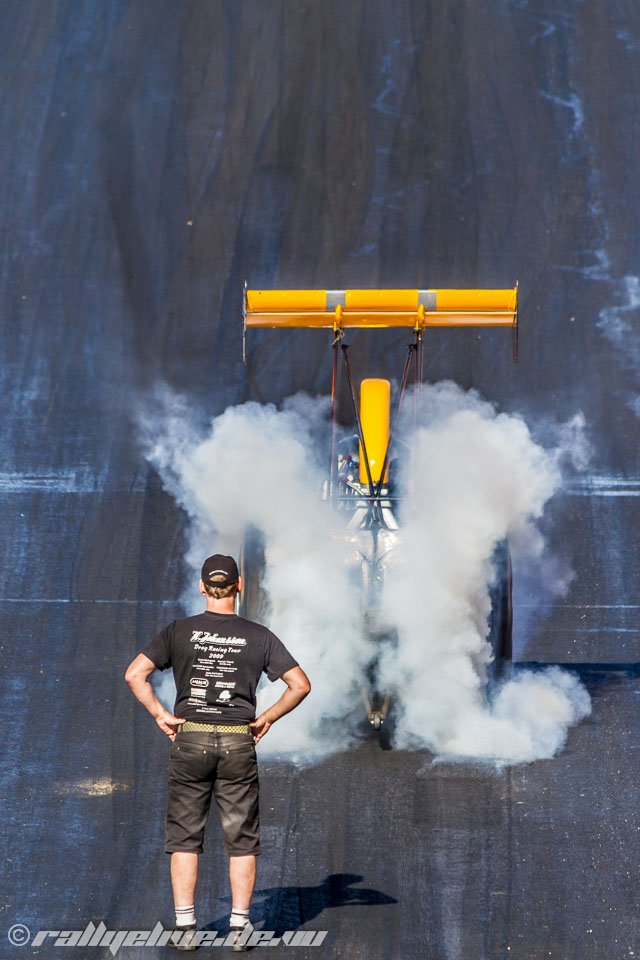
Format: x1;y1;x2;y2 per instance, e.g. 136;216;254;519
140;382;590;764
378;382;591;761
141;388;370;759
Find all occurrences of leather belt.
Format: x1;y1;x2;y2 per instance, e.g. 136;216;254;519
179;721;251;735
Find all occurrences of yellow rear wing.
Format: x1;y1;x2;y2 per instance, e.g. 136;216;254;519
244;287;518;331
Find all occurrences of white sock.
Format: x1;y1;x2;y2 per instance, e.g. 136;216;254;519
175;905;196;928
229;908;250;929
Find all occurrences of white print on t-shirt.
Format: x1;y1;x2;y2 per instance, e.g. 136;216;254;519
187;630;248;713
189;631;246;646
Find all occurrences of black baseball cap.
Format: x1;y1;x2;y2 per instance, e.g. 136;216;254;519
201;554;239;588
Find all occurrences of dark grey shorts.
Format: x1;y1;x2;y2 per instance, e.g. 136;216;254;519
166;730;260;857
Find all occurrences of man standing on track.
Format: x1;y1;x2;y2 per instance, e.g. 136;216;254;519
125;554;311;952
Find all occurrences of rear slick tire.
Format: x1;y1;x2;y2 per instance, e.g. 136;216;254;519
237;525;270;624
487;541;513;684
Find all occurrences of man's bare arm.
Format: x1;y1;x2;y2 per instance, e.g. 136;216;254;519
124;653;185;740
250;666;311;743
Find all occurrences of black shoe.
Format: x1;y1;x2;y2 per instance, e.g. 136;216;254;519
168;924;198;951
230;923;252;952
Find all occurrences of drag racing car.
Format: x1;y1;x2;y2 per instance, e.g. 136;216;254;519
239;287;518;731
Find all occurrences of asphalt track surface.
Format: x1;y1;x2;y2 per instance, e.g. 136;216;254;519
1;2;639;958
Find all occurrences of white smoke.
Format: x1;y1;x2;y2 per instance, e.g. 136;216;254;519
140;381;591;765
377;382;591;762
140;388;370;760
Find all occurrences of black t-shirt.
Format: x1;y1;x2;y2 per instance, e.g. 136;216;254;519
141;611;299;723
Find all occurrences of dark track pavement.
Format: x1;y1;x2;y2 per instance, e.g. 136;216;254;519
1;2;639;958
